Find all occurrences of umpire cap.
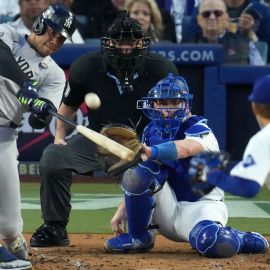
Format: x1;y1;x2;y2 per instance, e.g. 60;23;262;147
249;75;270;104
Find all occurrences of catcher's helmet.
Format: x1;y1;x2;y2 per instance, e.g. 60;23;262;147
101;10;150;92
32;4;77;42
137;73;193;139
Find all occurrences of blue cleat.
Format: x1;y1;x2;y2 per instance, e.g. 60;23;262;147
238;231;269;254
104;232;155;253
0;245;32;270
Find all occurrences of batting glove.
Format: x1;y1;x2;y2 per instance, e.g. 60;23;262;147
17;80;39;107
17;80;56;117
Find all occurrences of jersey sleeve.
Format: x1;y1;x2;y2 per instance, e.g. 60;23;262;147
0;24;16;49
62;55;89;107
184;120;219;152
37;63;66;109
186;132;219;152
0;24;27;85
230;131;270;187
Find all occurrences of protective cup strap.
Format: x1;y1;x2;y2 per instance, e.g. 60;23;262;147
151;141;178;161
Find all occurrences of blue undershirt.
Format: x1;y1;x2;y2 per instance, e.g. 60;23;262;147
207;171;261;197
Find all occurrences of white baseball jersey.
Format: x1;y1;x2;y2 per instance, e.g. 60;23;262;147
230;122;270;189
0;24;66;125
0;24;66;240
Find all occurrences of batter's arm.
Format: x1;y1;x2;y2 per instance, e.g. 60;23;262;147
54;103;78;145
0;40;27;85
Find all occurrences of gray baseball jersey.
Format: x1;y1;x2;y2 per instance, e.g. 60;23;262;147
0;24;66;239
0;24;66;126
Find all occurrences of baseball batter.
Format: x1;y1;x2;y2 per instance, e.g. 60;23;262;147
105;73;269;257
190;74;270;198
0;4;76;268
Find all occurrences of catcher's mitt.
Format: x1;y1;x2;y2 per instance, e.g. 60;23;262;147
98;123;142;176
188;151;230;196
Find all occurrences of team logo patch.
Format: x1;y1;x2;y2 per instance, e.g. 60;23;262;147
64;17;73;28
243;154;255;168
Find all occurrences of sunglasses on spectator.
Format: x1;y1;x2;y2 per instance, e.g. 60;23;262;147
201;10;224;18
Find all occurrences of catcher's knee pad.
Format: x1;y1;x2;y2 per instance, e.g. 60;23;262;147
121;162;167;195
189;220;241;258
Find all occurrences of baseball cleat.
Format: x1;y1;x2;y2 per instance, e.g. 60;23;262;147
104;232;155;253
4;234;28;261
30;224;69;247
239;231;269;254
0;245;32;270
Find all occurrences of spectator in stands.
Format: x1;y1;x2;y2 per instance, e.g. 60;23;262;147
126;0;176;43
183;0;265;65
187;0;270;63
9;0;84;44
70;0;124;40
155;0;201;43
125;0;162;43
0;0;20;23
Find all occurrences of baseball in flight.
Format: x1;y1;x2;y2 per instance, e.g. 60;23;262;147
84;93;101;110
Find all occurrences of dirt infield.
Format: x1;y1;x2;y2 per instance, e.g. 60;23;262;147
25;234;270;270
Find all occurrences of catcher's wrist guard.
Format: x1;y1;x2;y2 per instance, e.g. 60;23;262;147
151;141;178;161
97;123;142;176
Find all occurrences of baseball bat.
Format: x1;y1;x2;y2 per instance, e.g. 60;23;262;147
49;109;135;161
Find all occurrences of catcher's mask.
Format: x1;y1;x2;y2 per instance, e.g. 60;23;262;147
137;73;193;140
101;10;150;92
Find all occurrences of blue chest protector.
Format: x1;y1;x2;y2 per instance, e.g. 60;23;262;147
143;115;212;202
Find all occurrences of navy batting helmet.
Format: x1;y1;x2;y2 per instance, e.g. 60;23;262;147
33;4;77;42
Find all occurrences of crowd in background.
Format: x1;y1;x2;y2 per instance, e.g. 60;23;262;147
1;0;270;64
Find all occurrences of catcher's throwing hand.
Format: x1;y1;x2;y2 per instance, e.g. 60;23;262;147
111;201;127;236
188;151;230;196
97;123;143;176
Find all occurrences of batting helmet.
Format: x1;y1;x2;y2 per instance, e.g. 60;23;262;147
32;4;77;42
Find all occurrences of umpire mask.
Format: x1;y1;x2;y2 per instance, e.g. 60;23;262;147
101;10;150;92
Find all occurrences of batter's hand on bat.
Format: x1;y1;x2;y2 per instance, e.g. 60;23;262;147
17;80;56;117
111;201;127;236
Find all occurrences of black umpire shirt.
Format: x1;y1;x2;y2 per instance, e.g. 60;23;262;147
63;51;179;136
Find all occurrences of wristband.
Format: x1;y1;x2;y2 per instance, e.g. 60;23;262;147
151;141;178;161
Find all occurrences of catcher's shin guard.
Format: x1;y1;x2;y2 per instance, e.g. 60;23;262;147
233;230;269;254
189;220;241;258
125;193;155;239
121;164;161;238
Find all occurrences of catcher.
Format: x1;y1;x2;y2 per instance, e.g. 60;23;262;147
103;73;269;257
189;74;270;198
